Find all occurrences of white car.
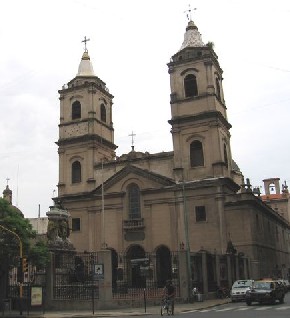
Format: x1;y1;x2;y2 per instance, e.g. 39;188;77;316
231;279;254;302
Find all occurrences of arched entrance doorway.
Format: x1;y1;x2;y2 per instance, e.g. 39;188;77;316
156;245;172;287
126;245;146;288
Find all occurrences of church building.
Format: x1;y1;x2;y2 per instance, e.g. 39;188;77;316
54;18;290;292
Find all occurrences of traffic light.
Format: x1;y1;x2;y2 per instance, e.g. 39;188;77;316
17;258;23;283
22;257;28;272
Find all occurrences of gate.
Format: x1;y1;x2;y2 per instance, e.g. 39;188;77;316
112;250;180;300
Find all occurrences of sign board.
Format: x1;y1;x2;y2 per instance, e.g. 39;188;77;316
94;264;104;280
31;287;42;306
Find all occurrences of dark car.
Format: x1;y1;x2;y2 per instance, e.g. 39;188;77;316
245;280;285;305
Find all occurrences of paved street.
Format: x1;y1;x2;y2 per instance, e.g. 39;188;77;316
176;292;290;318
3;293;290;318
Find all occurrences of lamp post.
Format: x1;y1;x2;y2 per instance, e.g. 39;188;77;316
181;182;192;301
0;224;23;315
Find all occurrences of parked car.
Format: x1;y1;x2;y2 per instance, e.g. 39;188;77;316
245;279;285;305
230;279;254;302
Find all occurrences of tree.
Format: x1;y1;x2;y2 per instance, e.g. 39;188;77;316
0;198;48;300
29;240;49;270
206;41;215;50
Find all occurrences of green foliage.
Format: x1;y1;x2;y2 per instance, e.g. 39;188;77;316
29;240;49;269
206;41;215;50
0;198;48;269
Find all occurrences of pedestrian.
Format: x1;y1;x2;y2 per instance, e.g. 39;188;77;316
192;286;198;302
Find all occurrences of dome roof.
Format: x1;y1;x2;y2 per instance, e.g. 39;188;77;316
2;185;23;217
179;20;205;51
76;50;95;77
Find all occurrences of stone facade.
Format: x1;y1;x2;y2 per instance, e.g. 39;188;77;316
54;19;290;282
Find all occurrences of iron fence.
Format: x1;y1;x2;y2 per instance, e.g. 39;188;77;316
53;252;100;300
113;251;180;300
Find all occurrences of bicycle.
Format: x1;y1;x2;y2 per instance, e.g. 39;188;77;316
160;297;173;316
216;286;230;299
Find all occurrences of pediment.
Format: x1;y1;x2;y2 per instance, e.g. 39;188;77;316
92;165;175;195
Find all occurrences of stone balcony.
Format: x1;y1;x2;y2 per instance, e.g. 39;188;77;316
123;218;145;231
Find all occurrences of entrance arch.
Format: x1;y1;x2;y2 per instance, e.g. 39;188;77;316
156;245;172;287
126;245;146;288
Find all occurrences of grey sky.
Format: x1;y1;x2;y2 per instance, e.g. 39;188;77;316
1;0;290;218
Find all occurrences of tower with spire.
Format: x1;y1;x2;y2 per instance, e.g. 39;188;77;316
168;19;233;182
53;18;290;288
57;38;117;197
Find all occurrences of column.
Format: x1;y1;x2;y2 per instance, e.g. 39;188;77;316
98;250;113;309
201;251;208;295
178;250;190;301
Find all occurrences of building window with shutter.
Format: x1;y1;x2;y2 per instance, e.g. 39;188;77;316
184;74;198;97
100;103;106;122
128;183;141;219
72;161;81;183
190;140;204;167
195;206;206;222
72;101;81;119
72;218;81;231
224;143;228;167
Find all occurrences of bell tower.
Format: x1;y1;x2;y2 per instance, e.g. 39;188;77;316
168;20;233;182
57;39;117;196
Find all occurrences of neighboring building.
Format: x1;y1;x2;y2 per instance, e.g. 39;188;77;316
2;183;48;235
259;178;290;222
54;18;290;287
28;217;48;235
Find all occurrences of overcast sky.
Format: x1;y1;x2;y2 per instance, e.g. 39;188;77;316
1;0;290;218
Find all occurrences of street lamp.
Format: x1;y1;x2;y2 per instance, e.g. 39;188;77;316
0;224;23;315
180;182;192;301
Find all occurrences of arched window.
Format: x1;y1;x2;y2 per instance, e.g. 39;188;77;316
100;104;106;122
72;161;81;183
224;143;228;166
128;183;141;219
184;74;198;97
72;101;81;120
216;78;221;100
190;140;204;167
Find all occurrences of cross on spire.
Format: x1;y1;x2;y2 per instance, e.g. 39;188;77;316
184;4;197;21
82;36;90;52
6;177;10;186
128;131;136;151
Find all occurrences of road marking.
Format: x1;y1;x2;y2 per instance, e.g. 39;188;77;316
181;310;198;313
215;308;233;311
255;306;271;310
276;306;290;310
236;307;250;310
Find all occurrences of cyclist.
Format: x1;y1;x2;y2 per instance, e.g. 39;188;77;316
163;280;175;315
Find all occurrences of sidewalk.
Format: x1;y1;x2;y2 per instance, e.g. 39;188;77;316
2;298;230;317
